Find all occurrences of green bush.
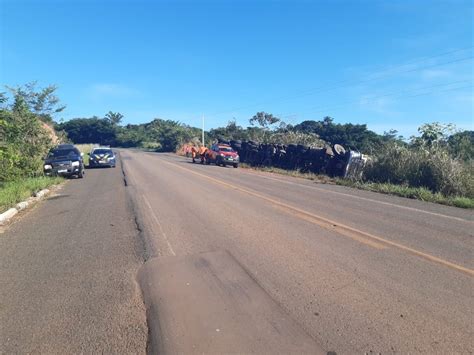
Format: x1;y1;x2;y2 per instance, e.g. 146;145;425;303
364;142;473;198
0;98;53;182
141;141;162;150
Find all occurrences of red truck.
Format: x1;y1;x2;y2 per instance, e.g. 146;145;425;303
205;144;240;168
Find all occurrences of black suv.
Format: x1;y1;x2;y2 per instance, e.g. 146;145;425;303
44;144;85;178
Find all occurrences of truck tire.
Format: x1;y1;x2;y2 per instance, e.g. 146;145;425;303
333;144;346;156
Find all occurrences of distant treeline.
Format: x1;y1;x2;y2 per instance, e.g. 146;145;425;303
56;116;202;152
56;113;402;154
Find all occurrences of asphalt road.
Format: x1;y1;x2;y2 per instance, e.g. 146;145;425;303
122;150;473;354
1;149;473;354
0;159;148;353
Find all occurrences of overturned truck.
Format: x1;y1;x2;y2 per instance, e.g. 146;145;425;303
219;139;368;179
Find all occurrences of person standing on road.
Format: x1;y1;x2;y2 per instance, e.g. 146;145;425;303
191;146;199;163
199;146;208;164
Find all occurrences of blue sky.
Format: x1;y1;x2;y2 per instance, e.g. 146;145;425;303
1;0;472;138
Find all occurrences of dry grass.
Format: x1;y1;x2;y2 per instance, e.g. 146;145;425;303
75;144;98;165
239;163;335;183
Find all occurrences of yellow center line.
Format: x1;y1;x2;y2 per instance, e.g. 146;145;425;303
160;158;474;277
270;204;386;249
237;168;473;224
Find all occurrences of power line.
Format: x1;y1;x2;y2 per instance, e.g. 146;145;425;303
209;55;473;118
206;46;473;119
279;81;473;120
281;80;471;118
265;56;474;117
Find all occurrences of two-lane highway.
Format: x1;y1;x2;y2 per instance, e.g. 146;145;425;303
1;149;472;354
122;149;473;354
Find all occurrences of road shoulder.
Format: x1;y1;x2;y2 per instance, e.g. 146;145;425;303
0;161;147;353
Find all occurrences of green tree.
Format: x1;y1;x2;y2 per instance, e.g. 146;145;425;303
249;112;280;129
249;112;281;143
411;122;455;148
293;117;383;153
56;117;117;145
105;111;124;126
0;94;53;181
6;82;66;122
447;130;473;161
209;119;247;141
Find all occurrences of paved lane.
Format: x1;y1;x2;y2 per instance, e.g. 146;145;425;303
0;160;147;354
122;150;473;354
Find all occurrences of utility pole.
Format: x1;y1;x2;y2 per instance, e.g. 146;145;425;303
201;114;205;146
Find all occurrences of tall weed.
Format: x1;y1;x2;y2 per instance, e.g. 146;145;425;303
364;142;472;198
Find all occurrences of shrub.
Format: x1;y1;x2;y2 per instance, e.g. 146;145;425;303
364;141;473;198
0;98;53;182
141;141;162;150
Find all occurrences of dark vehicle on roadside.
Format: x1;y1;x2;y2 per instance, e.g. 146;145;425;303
206;144;240;168
88;147;116;168
44;144;85;178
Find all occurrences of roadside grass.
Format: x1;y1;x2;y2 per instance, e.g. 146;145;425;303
336;180;474;209
0;176;64;214
239;163;335;184
75;144;97;166
239;164;474;209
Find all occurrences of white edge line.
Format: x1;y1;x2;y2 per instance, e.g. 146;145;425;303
143;195;176;256
156;154;471;223
237;169;472;223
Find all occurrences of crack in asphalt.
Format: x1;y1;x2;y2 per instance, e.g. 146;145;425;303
119;152;152;354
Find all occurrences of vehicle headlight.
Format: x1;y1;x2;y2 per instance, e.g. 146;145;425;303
71;161;80;167
44;164;52;170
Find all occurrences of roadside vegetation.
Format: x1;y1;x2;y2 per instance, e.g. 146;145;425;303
75;144;97;166
238;121;473;208
0;83;65;213
0;176;63;213
358;123;473;208
336;181;474;209
241;164;474;209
